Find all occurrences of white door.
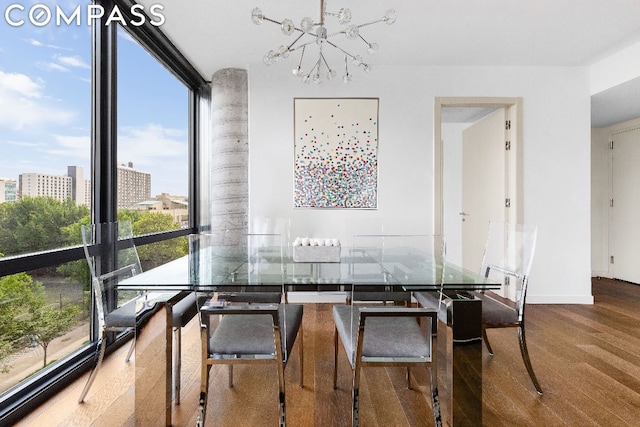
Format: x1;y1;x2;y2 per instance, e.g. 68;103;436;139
461;108;508;276
610;128;640;283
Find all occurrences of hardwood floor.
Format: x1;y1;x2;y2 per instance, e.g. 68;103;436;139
14;278;640;426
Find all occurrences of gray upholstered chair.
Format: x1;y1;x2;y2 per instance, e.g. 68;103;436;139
474;221;542;394
333;306;441;427
333;234;445;427
195;233;304;427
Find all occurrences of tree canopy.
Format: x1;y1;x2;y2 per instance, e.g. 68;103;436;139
0;197;89;257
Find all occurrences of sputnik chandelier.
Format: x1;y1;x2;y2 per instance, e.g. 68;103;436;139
251;0;396;83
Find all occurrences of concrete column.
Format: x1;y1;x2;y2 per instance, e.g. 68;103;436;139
209;68;248;244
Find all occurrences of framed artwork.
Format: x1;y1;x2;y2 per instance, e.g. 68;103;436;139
293;98;379;208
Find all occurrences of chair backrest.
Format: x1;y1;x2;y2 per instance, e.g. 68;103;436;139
352;234;446;285
250;217;291;256
81;221;142;331
351;234;446;304
480;221;537;318
189;232;283;285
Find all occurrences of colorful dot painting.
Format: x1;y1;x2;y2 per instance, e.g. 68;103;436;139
294;98;378;208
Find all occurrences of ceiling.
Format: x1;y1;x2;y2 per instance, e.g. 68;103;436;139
138;0;640;127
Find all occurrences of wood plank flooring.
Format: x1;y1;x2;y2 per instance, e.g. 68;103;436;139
14;278;640;426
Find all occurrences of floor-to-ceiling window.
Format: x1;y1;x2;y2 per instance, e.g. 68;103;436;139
116;25;189;270
0;2;207;423
0;0;92;394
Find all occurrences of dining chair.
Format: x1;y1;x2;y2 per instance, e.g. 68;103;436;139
78;221;200;405
333;234;444;427
347;234;422;306
195;233;304;427
78;221;153;403
473;221;542;394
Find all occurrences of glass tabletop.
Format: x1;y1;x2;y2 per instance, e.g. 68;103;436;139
119;234;499;292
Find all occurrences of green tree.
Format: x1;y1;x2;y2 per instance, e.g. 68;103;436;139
0;197;89;257
0;270;82;372
28;305;82;368
0;273;46;372
119;210;187;270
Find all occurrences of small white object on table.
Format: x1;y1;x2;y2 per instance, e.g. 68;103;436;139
292;237;341;262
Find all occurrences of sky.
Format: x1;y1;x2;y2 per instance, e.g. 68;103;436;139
0;0;189;197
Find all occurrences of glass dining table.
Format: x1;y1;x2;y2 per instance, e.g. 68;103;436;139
120;233;500;426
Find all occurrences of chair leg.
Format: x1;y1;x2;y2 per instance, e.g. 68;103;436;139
78;336;107;403
299;323;304;388
197;365;211;427
482;327;494;356
429;365;443;427
518;326;543;395
228;365;234;388
277;359;287;426
333;327;339;389
352;362;362;427
124;335;135;363
173;327;182;404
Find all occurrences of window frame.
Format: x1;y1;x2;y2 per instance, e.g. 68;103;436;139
0;1;208;423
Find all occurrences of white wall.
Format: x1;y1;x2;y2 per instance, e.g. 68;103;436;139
248;64;593;304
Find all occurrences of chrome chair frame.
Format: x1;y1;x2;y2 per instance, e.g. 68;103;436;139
197;302;303;427
477;221;542;395
333;306;442;427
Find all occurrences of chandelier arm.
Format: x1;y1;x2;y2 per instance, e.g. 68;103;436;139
298;45;306;67
325;40;356;60
290;38;322;52
287;32;307;50
320;52;332;71
358;34;371;46
263;15;311;36
354;18;386;29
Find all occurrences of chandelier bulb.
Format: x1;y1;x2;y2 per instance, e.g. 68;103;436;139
301;17;314;32
367;42;379;55
281;19;295;35
251;7;264;25
337;8;352;25
383;9;396;25
345;25;359;40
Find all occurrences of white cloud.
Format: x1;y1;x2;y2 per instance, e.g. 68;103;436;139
5;139;46;148
38;62;70;72
26;38;67;50
54;54;90;69
0;70;75;130
47;135;90;157
118;124;187;164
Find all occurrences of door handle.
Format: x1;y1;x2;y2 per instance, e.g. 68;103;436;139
459;212;469;222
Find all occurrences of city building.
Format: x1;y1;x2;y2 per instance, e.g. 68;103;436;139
19;171;74;203
131;193;189;227
14;164;152;208
0;178;17;203
117;162;151;208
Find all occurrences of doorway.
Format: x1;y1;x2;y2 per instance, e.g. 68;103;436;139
435;97;523;293
609;127;640;284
